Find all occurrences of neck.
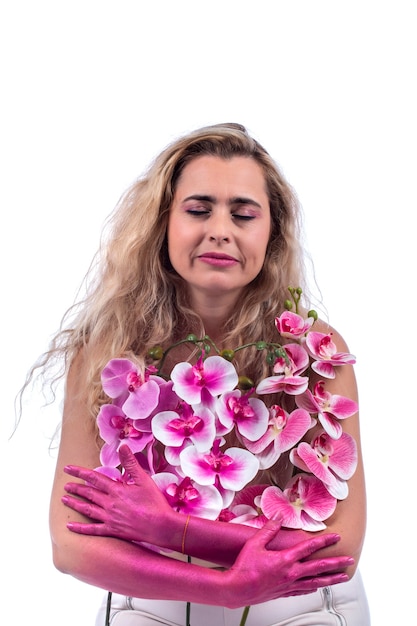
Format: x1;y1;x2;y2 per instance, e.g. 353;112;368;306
189;291;239;346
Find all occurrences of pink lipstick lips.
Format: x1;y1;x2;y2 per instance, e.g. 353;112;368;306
197;252;239;267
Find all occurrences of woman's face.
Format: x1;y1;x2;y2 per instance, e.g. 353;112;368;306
167;155;271;306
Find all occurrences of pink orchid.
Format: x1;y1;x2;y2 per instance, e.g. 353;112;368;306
138;441;176;476
243;405;315;469
152;473;223;520
229;484;269;528
151;403;216;463
260;473;337;531
305;332;356;379
97;403;154;467
216;390;269;441
101;358;164;419
170;354;238;405
94;466;126;482
179;439;259;492
296;381;358;439
255;343;310;396
275;311;314;339
290;431;357;499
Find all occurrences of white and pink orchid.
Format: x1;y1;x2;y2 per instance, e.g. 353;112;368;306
243;405;315;469
290;431;357;499
275;311;314;339
151;403;216;465
152;473;223;519
171;354;238;405
179;439;259;492
97;403;154;467
216;390;269;441
260;473;337;531
305;332;356;379
101;358;165;419
255;343;310;396
296;380;358;439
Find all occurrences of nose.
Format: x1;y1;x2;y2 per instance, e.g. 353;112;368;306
207;211;231;243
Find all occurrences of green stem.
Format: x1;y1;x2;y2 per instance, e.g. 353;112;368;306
239;605;251;626
157;335;220;373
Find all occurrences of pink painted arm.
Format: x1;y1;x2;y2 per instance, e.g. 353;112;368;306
62;445;346;569
51;340;365;604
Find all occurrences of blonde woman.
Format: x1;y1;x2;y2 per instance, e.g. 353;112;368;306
35;124;369;625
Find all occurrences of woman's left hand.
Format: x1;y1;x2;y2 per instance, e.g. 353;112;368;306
62;445;176;547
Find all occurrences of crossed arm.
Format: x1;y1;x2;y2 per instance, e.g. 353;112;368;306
50;344;366;608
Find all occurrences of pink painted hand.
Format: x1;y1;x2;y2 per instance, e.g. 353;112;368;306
222;521;352;607
63;445;177;549
63;445;354;599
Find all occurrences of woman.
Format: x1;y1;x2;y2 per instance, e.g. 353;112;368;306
42;123;369;624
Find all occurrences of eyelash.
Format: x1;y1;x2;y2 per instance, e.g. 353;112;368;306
186;209;255;221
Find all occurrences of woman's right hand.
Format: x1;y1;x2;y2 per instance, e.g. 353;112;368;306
62;444;177;548
222;520;353;607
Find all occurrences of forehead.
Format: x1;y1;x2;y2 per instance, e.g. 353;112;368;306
174;155;269;200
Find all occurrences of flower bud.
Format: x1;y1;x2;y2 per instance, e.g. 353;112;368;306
148;346;164;360
219;349;235;361
284;299;293;310
266;352;276;365
308;309;318;321
238;375;255;390
186;334;198;342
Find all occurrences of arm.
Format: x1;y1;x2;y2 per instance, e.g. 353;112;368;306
51;339;361;605
64;325;366;575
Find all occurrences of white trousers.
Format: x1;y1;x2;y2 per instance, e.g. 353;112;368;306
95;570;370;626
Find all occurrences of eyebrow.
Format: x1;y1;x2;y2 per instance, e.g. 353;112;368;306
182;194;263;209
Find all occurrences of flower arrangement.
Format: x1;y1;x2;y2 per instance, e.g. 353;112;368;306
96;288;358;625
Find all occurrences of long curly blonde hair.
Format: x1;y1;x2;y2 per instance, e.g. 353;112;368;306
28;123;308;423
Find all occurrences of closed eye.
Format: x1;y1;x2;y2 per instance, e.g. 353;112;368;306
232;213;256;221
186;209;210;216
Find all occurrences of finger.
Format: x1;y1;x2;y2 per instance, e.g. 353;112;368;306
62;493;108;520
298;555;355;578
284;532;341;562
118;445;149;483
246;519;283;550
66;520;108;536
64;465;113;492
63;481;109;507
296;572;350;591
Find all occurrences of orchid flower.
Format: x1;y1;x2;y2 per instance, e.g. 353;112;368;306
97;403;154;467
305;332;356;379
152;472;223;520
290;431;357;499
179;439;259;492
229;484;269;528
151;402;216;465
171;354;238;405
243;405;315;469
275;311;314;339
216;389;269;441
260;473;337;531
296;380;358;439
255;343;309;396
101;358;164;419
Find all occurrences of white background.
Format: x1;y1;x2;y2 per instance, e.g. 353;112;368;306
1;2;416;624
